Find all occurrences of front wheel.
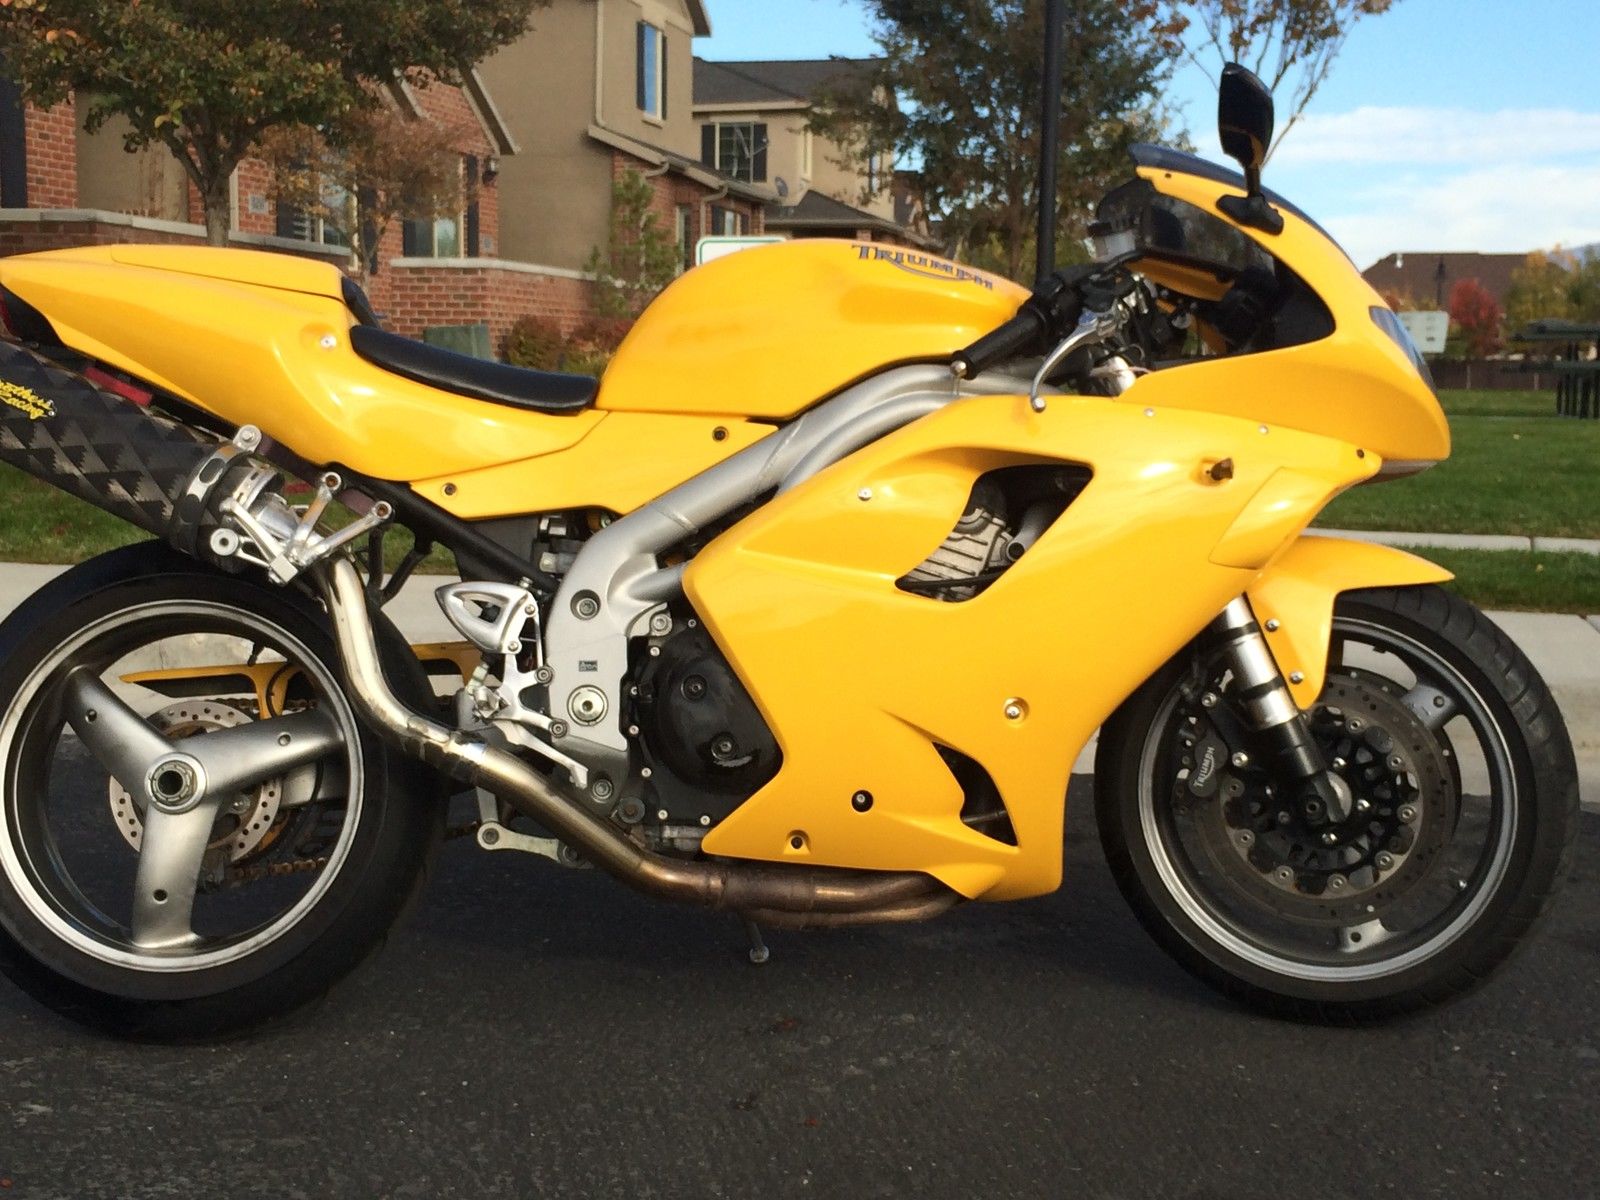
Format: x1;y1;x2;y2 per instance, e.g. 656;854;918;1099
1096;585;1579;1022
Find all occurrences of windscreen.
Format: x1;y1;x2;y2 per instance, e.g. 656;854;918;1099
1094;178;1275;278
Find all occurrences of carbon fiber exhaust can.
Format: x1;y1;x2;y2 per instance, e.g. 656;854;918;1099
0;339;257;553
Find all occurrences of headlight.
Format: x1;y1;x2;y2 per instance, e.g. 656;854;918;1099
1370;306;1435;392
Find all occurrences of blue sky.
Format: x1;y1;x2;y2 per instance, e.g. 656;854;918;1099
701;1;1600;268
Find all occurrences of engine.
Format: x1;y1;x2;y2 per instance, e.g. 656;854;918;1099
628;616;781;829
899;465;1092;601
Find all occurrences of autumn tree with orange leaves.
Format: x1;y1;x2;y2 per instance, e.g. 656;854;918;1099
1448;278;1503;359
0;0;541;245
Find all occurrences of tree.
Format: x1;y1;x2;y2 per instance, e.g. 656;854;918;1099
1564;250;1600;325
584;169;681;321
1159;0;1396;156
808;0;1175;282
1503;251;1576;334
0;0;541;246
258;105;463;280
1448;278;1502;359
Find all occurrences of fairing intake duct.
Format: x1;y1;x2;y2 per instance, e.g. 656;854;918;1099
315;557;957;928
0;340;264;558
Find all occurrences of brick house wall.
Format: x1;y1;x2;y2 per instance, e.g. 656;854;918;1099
22;100;77;208
607;149;764;267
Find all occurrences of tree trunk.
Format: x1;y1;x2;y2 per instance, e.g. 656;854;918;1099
201;177;232;247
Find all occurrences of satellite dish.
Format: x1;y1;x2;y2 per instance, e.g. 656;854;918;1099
775;177;790;200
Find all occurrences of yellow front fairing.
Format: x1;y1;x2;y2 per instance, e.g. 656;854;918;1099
1126;166;1450;465
688;391;1377;901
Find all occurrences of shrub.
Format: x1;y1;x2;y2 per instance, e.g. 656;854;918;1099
504;315;565;370
503;314;632;377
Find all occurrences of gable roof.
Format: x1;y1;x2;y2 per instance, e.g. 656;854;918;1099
693;57;878;108
1363;251;1528;309
766;188;932;247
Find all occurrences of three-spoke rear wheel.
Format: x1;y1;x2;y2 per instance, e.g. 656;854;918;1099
1097;585;1578;1021
0;544;439;1039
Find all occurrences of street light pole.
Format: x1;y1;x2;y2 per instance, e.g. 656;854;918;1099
1035;0;1066;288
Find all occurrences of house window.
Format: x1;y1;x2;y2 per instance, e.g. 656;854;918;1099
277;182;354;250
709;205;746;237
867;151;884;194
706;122;767;184
402;157;475;258
675;203;694;272
637;22;666;119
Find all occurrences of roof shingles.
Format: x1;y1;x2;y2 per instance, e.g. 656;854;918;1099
692;57;878;107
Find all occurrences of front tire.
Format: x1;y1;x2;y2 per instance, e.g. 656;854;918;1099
1096;585;1579;1022
0;543;441;1040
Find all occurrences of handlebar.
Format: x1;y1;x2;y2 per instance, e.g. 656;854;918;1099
951;307;1053;380
951;266;1104;379
952;263;1146;381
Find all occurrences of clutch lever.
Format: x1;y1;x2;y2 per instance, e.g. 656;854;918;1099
1028;309;1123;413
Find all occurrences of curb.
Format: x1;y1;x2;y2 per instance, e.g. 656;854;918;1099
1316;528;1600;556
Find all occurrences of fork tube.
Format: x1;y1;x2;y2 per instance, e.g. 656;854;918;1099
1211;599;1326;785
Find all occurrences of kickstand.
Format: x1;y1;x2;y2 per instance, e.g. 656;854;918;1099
741;916;770;966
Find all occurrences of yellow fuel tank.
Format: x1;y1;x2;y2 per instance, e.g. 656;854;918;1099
598;240;1029;418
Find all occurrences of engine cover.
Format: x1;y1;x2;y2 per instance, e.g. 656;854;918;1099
632;623;779;819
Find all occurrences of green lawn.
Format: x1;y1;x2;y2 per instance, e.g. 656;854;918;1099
1317;390;1600;539
0;463;451;572
1427;547;1600;613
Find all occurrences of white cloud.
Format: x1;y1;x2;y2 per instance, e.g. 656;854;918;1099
1319;163;1600;268
1273;106;1600;166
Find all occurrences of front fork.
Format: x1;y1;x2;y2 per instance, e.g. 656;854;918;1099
1210;598;1354;825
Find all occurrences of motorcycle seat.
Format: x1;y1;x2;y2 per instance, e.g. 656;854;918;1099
348;325;598;415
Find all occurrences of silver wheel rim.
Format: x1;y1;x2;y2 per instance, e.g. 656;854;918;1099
1136;616;1518;983
0;599;363;973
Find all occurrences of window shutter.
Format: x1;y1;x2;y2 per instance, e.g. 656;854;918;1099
275;203;302;240
402;218;430;258
636;22;647;111
701;124;716;168
358;186;379;274
752;124;768;183
465;156;481;258
660;34;669;119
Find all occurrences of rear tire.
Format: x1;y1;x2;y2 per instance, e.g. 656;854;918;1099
1096;585;1578;1022
0;543;442;1040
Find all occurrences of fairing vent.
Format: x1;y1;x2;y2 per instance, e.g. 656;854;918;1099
898;463;1091;602
938;745;1016;846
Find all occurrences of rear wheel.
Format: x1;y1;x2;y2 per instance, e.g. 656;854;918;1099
1096;585;1578;1022
0;543;440;1040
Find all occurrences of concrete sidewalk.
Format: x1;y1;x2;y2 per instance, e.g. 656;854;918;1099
2;560;1596;808
1318;527;1600;555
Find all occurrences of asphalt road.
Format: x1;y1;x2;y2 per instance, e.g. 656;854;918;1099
0;784;1595;1200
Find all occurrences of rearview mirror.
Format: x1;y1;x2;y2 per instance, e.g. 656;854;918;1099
1218;63;1274;178
1216;63;1283;234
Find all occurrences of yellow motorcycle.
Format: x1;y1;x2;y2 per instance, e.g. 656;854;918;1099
0;65;1576;1038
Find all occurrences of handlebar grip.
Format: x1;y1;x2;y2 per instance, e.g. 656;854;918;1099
952;308;1049;380
952;282;1086;380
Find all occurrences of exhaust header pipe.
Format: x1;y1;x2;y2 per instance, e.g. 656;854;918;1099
316;557;955;927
